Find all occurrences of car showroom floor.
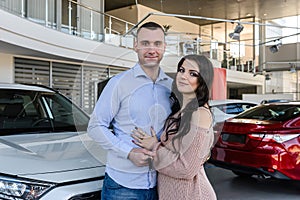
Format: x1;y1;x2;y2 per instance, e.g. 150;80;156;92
205;164;300;200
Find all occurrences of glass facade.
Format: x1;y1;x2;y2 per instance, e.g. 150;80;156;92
1;0;300;99
200;18;257;72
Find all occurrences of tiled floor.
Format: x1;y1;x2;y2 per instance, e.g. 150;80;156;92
205;163;300;200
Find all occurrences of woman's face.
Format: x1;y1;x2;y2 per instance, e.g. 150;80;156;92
176;59;200;94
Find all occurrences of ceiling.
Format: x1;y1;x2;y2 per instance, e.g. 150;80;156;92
105;0;300;25
104;0;300;88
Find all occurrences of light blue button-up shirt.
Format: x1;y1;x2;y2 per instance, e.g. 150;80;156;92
88;63;172;189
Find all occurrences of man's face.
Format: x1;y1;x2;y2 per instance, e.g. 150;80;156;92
134;28;166;68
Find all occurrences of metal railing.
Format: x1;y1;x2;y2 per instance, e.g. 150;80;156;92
0;0;257;73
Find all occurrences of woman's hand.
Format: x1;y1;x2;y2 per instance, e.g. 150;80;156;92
131;127;158;150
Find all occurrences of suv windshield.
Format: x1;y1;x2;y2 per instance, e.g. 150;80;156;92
236;104;300;121
213;103;256;114
0;89;89;135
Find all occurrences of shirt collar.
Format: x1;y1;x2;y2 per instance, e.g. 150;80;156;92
133;63;170;82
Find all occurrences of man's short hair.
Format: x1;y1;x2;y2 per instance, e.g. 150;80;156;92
136;22;165;36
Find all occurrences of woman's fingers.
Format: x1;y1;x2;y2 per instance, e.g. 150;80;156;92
131;129;144;139
132;139;143;147
131;133;141;141
150;126;157;138
131;127;158;150
133;126;157;139
131;132;145;147
134;127;147;136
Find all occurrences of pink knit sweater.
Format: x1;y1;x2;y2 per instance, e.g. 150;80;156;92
153;109;216;200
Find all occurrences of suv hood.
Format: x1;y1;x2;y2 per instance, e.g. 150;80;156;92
0;132;106;183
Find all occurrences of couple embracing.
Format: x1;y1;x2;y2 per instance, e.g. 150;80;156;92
88;21;217;200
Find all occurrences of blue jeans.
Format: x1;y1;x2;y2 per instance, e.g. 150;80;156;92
101;173;158;200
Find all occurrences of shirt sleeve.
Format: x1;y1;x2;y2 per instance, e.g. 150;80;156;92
87;77;133;159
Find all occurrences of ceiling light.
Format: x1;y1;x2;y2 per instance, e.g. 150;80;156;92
290;64;296;73
229;23;244;40
229;32;240;40
290;67;296;73
269;45;279;53
269;41;282;53
234;23;244;33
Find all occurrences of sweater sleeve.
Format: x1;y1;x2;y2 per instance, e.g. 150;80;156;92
154;126;214;180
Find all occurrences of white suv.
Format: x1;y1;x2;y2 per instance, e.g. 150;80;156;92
0;83;104;200
209;99;257;123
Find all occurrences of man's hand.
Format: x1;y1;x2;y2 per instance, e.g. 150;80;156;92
128;148;155;167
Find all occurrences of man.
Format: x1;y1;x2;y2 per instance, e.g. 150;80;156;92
88;22;172;200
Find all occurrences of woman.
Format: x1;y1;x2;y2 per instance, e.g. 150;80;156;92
132;54;217;200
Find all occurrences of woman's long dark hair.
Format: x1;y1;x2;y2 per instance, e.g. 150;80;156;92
164;55;214;149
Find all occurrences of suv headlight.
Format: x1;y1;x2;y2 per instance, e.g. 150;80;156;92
0;176;54;200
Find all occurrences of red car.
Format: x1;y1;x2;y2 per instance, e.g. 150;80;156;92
210;102;300;180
